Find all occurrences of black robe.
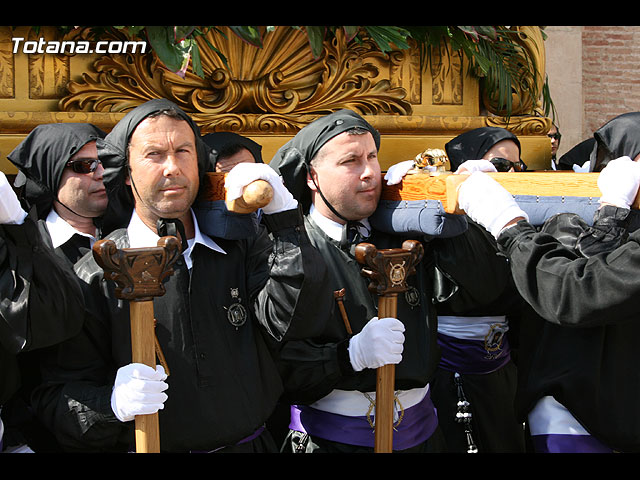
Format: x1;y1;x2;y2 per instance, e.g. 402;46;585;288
275;217;439;406
498;206;640;451
31;207;331;452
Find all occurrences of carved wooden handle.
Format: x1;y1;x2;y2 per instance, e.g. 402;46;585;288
197;172;274;214
226;179;274;214
355;239;423;453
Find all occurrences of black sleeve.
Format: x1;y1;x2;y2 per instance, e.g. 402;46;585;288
497;208;640;328
0;215;85;355
249;206;332;342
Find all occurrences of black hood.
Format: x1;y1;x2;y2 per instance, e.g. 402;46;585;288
97;98;212;233
202;132;264;168
268;109;380;213
591;112;640;172
445;126;521;172
7;123;106;219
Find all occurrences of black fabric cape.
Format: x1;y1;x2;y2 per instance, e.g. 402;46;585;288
7;123;106;220
268;109;380;213
498;206;640;451
444;126;521;172
0;212;85;405
590;111;640;171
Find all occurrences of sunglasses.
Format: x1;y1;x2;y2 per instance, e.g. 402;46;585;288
66;158;101;174
490;157;527;172
548;133;562;141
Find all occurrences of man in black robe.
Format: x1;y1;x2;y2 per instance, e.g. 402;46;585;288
454;154;640;452
30;99;330;452
1;123;106;451
268;109;445;453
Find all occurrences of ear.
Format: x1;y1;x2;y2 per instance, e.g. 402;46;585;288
306;167;318;192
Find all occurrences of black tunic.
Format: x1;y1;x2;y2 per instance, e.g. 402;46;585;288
31;207;331;452
275;215;439;405
497;206;640;452
0;213;85;405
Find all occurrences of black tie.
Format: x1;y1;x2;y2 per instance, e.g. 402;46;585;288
340;220;370;249
58;234;91;264
157;218;187;253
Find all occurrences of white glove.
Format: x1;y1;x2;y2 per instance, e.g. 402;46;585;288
111;363;169;423
348;317;405;371
457;171;529;238
225;162;298;214
455;159;498;174
384;160;415;185
573;161;591;173
597;156;640;208
0;172;27;225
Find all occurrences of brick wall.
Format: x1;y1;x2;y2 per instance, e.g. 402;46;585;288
582;26;640;138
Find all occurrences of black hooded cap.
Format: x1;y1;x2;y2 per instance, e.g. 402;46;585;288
97;98;211;233
268;109;380;213
7;123;106;219
202;132;264;169
445;126;521;172
590;112;640;172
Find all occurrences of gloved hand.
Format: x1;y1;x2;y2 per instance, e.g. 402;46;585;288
384;160;415;185
348;317;405;371
455;159;498;174
0;172;27;225
457;171;529;238
597;156;640;208
225;162;298;214
111;363;169;423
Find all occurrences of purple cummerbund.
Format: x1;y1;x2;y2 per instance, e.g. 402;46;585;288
437;332;511;375
289;389;438;451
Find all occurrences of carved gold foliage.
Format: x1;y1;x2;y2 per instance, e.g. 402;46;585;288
27;27;70;100
430;44;463;105
487;114;551;135
60;27;412;130
0;27;15;98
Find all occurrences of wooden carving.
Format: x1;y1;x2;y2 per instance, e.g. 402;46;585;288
92;235;182;453
92;235;182;302
355;239;424;453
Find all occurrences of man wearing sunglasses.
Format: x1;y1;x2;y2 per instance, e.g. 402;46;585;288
7;123;108;265
0;123;106;452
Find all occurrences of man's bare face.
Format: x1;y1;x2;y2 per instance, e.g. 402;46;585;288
126;115;200;225
307;131;381;223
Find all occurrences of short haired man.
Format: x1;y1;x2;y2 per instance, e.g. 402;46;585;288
31;99;331;452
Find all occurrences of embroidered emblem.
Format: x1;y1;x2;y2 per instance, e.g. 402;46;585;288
484;323;509;359
404;286;420;308
225;287;247;329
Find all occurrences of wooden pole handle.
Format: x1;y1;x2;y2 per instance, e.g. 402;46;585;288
375;294;398;453
130;301;161;453
226;179;274;214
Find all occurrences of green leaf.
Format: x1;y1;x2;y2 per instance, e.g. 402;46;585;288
305;26;327;58
228;26;263;47
145;26;191;73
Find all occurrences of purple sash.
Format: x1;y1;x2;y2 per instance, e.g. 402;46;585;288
531;433;613;453
290;389;438;451
437;332;511;374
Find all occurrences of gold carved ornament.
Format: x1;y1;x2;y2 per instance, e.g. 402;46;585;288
59;27;411;132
